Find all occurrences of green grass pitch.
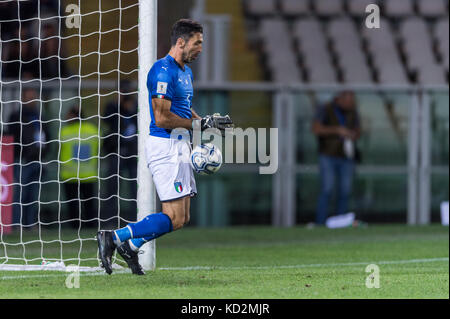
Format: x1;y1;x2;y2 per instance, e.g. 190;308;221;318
0;225;448;299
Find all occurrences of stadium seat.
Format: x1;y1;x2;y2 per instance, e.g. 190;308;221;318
267;55;302;82
434;17;449;41
384;0;414;17
293;18;337;83
377;66;409;85
260;18;292;53
417;0;448;18
259;18;288;37
400;17;439;76
416;63;447;84
328;17;373;83
362;17;393;45
248;0;447;85
308;65;338;83
260;19;302;82
280;0;310;16
314;0;344;16
348;0;378;16
434;18;450;71
342;66;373;83
363;18;409;84
399;16;429;39
293;18;324;45
328;17;360;40
245;0;277;16
403;41;437;69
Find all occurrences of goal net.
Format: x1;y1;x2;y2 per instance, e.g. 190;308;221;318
0;0;156;271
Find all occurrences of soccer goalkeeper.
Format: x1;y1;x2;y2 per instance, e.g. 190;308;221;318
97;19;233;275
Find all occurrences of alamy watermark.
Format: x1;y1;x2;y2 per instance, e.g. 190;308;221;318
365;264;380;288
65;265;80;289
171;125;279;175
65;4;381;31
365;4;380;29
65;4;81;29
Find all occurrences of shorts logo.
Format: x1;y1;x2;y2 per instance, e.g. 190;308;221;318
174;182;183;193
156;81;168;94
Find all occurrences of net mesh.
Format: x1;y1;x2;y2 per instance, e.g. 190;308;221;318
0;0;140;270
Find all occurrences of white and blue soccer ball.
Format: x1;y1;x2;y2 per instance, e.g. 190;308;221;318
190;143;222;175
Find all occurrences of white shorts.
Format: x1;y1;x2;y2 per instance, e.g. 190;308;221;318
145;134;197;202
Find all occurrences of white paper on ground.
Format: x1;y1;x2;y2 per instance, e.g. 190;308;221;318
326;212;355;229
441;201;449;226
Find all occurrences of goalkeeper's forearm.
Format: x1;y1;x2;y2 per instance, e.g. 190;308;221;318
152;97;195;130
154;109;194;130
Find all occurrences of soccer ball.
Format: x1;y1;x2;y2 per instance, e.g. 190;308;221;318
190;143;222;175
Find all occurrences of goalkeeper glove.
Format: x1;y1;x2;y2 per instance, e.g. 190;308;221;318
193;113;234;136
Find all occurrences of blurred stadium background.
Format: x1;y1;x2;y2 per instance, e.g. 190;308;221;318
0;0;448;234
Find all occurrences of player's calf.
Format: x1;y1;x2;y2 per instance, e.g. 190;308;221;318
161;196;189;230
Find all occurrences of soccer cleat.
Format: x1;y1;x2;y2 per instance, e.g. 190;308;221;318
117;241;145;275
96;230;116;275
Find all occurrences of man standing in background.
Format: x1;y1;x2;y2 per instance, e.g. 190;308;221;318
60;106;99;229
8;88;48;229
312;91;361;225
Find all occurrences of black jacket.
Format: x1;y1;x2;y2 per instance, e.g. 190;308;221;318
102;99;138;158
7;106;49;164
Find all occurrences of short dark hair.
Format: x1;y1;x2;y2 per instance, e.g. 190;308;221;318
170;19;203;46
334;90;354;101
67;105;83;119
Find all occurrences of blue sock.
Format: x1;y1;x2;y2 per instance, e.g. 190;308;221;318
113;212;173;247
128;237;151;251
112;226;133;246
128;212;173;239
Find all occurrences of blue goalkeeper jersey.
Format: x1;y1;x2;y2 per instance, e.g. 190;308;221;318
147;54;194;138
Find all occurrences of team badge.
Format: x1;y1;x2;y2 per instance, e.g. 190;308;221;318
174;182;183;193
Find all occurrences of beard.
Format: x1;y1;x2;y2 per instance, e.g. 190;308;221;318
182;50;198;64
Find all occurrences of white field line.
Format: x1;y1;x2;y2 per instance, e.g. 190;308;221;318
0;257;448;281
158;257;450;271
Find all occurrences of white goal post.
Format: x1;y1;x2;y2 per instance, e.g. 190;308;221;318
0;0;157;272
137;0;157;271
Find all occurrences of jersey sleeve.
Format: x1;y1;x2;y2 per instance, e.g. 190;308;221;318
148;63;175;101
